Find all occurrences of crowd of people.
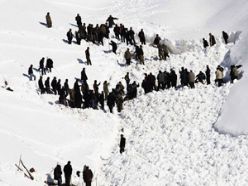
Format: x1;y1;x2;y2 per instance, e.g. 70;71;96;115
24;14;243;114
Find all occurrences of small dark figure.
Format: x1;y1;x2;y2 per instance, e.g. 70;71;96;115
107;90;116;113
222;31;229;44
51;77;57;94
75;30;81;45
137;45;144;65
124;72;130;87
113;25;120;39
85;47;92;65
209;33;216;46
39;57;46;75
75;13;82;27
103;81;109;99
64;79;69;97
203;38;209;48
153;34;161;46
99;91;105;110
128;27;136;45
28;64;36;81
206;65;211;85
46;58;53;72
45;77;52;93
124;48;131;65
110;40;117;54
106;15;118;28
93;80;100;95
116;94;124;112
120;134;126;154
230;65;242;83
138;29;146;45
46;12;52;28
54;164;62;186
63;161;72;186
195;71;206;84
83;166;93;186
81;68;88;82
38;76;45;94
67;29;73;44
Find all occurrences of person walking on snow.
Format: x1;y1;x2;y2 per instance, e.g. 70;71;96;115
46;12;52;28
120;134;126;154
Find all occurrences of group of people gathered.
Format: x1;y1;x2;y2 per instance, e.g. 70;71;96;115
25;13;242;114
52;161;93;186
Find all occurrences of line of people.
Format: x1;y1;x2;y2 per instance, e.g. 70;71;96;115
53;161;93;186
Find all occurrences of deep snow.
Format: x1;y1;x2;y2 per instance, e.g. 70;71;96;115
0;0;248;185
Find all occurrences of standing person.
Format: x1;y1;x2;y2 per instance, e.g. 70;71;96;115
205;65;211;85
209;33;216;46
119;134;126;154
64;79;69;97
153;34;161;46
38;76;45;94
215;65;224;87
75;13;82;27
222;31;229;44
124;72;130;88
46;12;52;28
203;38;209;49
109;40;117;54
39;57;46;75
75;30;81;45
106;15;118;28
124;48;131;65
137;45;144;65
51;77;57;95
45;77;51;93
128;27;136;45
67;29;74;44
188;70;195;88
107;90;116;113
230;65;242;83
85;47;92;65
83;166;93;186
46;58;54;72
81;68;88;83
28;64;36;81
99;91;105;110
138;29;146;45
63;161;72;186
103;81;109;99
54;164;62;186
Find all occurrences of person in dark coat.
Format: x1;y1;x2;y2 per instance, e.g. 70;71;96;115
222;31;229;44
66;29;73;44
137;45;144;65
209;33;216;46
116;94;124;112
106;15;118;28
28;64;36;81
206;65;211;85
46;58;53;72
153;34;161;46
74;80;82;108
124;72;130;88
230;65;242;83
46;12;52;28
138;29;146;45
54;164;62;186
142;74;149;94
124;48;131;65
188;70;195;88
56;79;61;94
39;57;46;75
38;76;45;94
157;70;165;90
113;25;120;40
75;13;82;27
63;161;72;186
93;80;100;95
64;79;69;97
85;47;92;65
170;69;177;88
119;134;126;154
83;166;93;186
107;90;116;113
51;77;57;95
203;38;209;48
110;40;117;54
81;68;88;82
195;71;206;84
75;30;81;45
128;27;136;45
99;91;105;110
45;77;52;93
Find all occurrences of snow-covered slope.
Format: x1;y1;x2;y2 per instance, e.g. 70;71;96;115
1;0;248;185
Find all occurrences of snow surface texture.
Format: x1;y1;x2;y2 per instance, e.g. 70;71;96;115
0;0;248;185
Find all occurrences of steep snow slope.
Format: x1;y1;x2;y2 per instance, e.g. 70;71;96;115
0;0;248;185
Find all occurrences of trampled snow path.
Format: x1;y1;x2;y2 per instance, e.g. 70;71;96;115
100;85;248;186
